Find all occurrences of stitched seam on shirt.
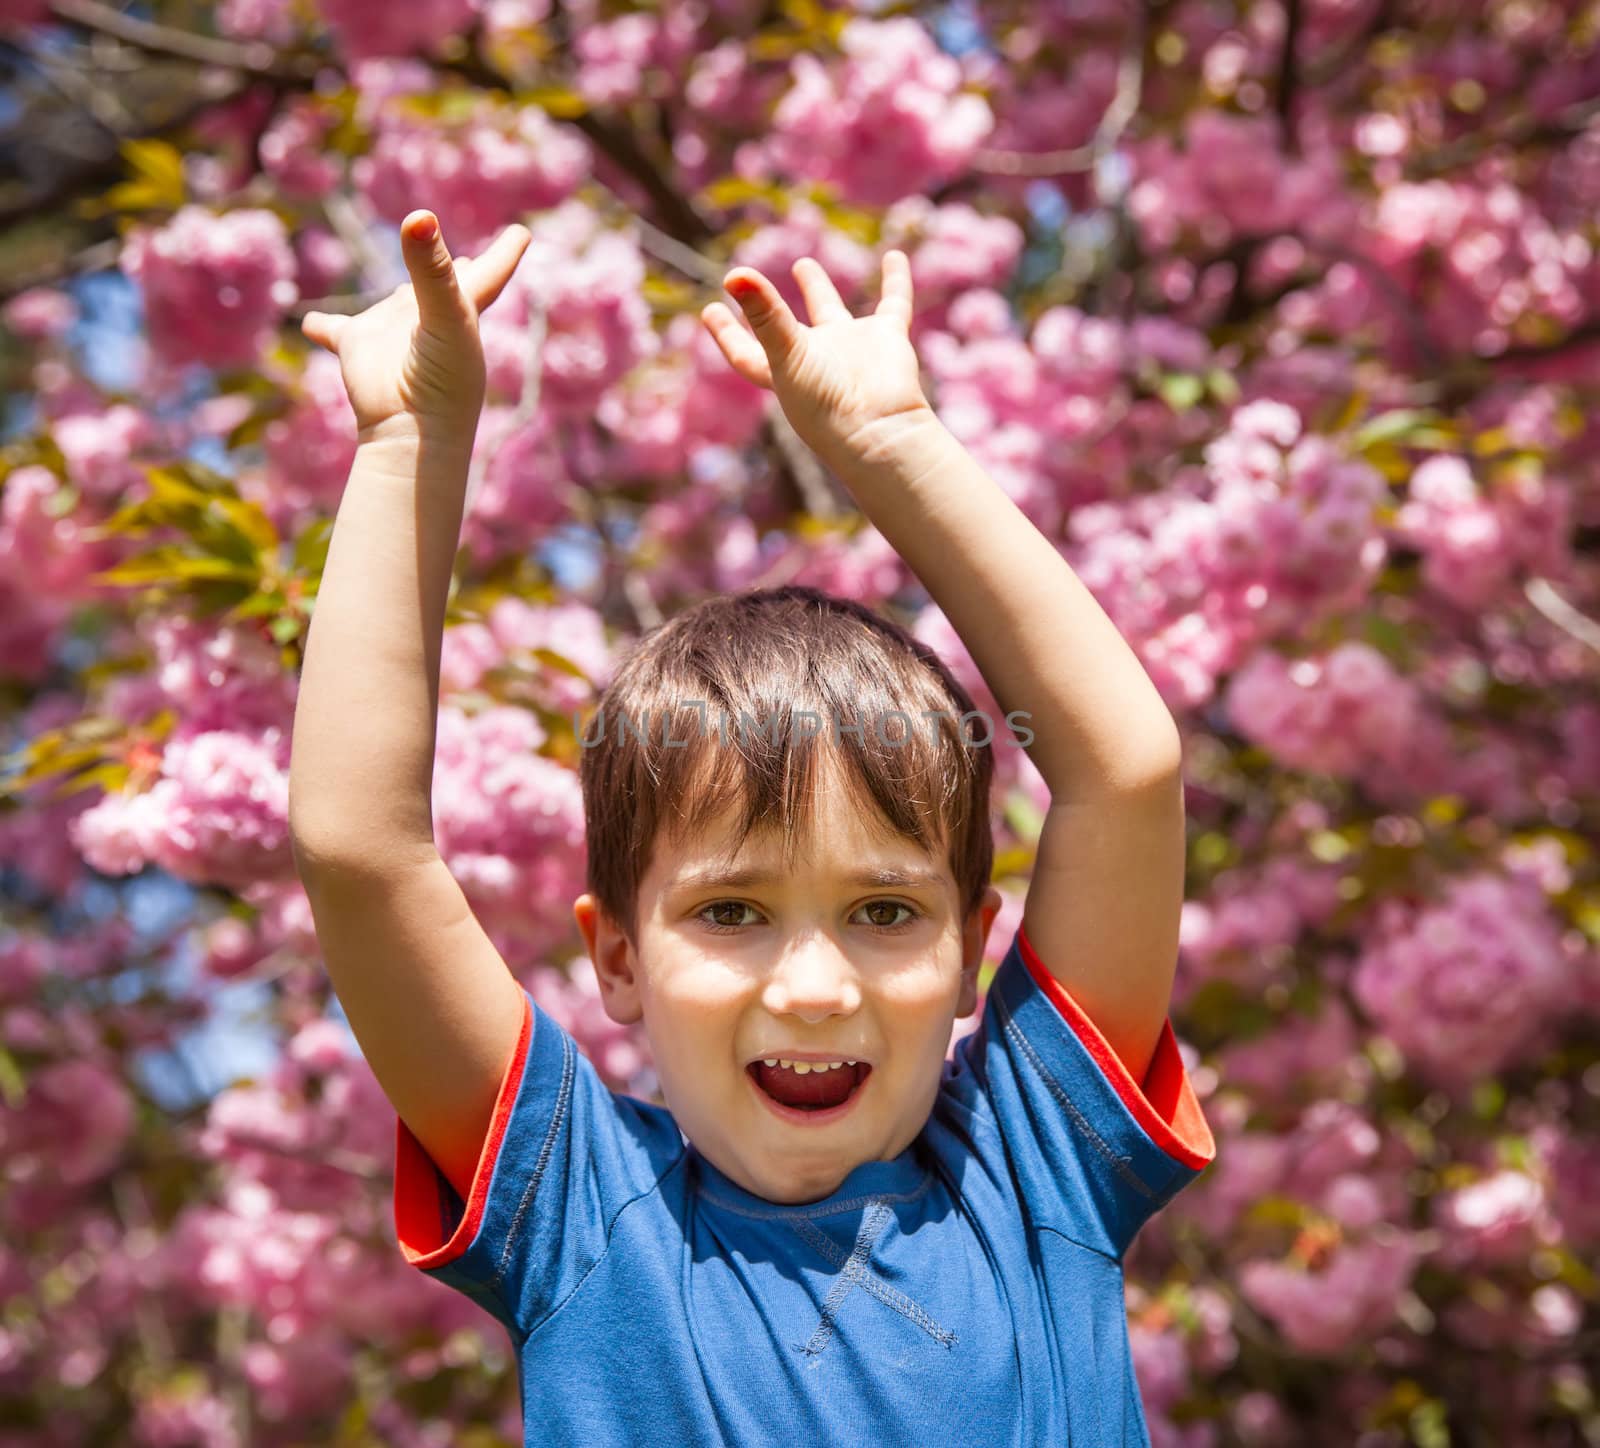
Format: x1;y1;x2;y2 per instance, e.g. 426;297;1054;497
857;1272;958;1346
993;987;1157;1199
1037;1221;1124;1268
493;1026;575;1289
788;1214;957;1349
796;1201;892;1357
520;1145;691;1341
696;1173;933;1220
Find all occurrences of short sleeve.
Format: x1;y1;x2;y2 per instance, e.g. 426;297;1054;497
944;922;1215;1261
393;987;685;1334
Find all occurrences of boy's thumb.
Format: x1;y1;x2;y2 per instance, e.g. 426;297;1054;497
401;210;470;323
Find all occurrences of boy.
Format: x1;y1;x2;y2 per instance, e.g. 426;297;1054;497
290;209;1215;1445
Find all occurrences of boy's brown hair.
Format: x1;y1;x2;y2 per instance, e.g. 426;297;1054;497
578;585;995;943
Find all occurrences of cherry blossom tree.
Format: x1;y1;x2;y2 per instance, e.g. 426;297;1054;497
1;0;1598;1443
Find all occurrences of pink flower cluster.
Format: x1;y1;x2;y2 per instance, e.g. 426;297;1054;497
1351;873;1577;1089
1391;454;1573;610
762;18;994;205
1223;641;1422;778
120;207;300;371
353;94;590;254
430;704;588;963
70;727;293;891
317;0;480;63
573;5;701;107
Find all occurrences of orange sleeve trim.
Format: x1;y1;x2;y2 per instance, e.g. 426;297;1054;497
1015;922;1215;1171
394;989;534;1270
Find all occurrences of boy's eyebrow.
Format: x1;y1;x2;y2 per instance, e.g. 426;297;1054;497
667;864;947;893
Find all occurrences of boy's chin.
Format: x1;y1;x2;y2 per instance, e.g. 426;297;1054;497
755;1162;858;1206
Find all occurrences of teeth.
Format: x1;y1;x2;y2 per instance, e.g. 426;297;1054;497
766;1059;854;1072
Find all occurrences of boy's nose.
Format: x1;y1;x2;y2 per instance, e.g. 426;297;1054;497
762;933;863;1021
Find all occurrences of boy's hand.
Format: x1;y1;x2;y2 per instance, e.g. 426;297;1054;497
700;251;935;475
301;209;531;447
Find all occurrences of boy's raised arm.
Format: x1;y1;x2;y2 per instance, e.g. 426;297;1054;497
287;212;532;1200
702;255;1185;1087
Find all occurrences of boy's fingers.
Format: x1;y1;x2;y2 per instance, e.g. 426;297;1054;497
791;256;851;326
723;268;803;359
400;209;471;326
699;302;773;389
875;249;914;329
300;310;348;351
462;223;532;313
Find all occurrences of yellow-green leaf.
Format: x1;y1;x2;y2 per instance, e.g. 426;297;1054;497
0;1047;25;1110
1157;373;1205;411
1003;790;1045;845
72;138;188;218
699;177;791;212
223;591;285;622
53;761;134;799
292;517;334;576
209;493;279;555
530;646;592;682
991;844;1035;880
1351;409;1439;451
146;465;218;512
513;85;590;118
91;548;258;588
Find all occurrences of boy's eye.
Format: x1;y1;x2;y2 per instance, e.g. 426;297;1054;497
694;900;921;932
699;900;759;931
856;900;917;930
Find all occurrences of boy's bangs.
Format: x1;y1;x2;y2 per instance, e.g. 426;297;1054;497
649;695;967;875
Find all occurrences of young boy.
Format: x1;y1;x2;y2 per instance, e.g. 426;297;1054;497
290;209;1216;1445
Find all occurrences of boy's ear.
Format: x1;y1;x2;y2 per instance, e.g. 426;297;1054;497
957;885;1005;1018
573;894;644;1025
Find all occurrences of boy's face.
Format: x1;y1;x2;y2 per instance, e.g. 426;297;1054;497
575;753;1002;1205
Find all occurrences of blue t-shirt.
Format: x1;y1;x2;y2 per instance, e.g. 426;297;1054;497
394;923;1216;1445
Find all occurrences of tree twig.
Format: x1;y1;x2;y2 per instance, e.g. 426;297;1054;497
47;0;318;78
1524;578;1600;655
969;0;1146;178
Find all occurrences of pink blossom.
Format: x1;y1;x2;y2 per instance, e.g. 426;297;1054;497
121;207;299;371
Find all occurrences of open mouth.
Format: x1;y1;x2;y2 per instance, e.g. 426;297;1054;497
746;1060;871;1122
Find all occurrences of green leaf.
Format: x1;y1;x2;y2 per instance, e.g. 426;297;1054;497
224;591;286;622
1471;1078;1505;1121
991;844;1035;880
1157;373;1205;411
292;517;334;576
0;1045;26;1109
42;483;79;519
513;85;590;118
268;614;303;644
91;548;258;587
699;177;792;212
122;138;186;201
208;492;279;556
1003;790;1045;845
75;137;186;217
1350;409;1440;452
51;761;133;799
530;646;592;682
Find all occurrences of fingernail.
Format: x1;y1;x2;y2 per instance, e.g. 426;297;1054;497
413;214;437;242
